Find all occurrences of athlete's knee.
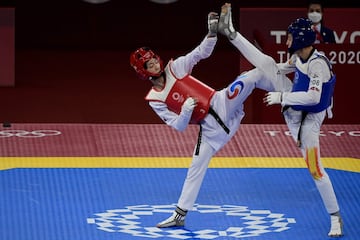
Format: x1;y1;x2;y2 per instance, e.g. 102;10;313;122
305;147;323;180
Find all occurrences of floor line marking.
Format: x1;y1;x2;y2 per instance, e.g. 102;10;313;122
0;157;359;173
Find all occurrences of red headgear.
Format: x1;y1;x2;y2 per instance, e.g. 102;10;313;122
129;47;164;81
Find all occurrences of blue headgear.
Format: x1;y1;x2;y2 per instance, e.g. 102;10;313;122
287;18;316;54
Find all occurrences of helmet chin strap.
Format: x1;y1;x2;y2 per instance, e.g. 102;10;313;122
148;70;164;81
150;73;166;90
288;47;295;55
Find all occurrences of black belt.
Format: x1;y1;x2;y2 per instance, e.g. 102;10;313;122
208;107;230;134
195;125;202;156
296;111;308;148
194;107;229;156
282;106;308;148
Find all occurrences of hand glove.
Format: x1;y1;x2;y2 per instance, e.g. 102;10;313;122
264;92;282;106
181;97;197;114
207;12;219;37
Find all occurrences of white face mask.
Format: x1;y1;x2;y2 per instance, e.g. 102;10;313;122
308;12;322;23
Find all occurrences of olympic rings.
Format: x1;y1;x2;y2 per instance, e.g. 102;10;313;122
0;130;62;138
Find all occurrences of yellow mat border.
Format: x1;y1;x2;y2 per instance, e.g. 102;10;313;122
0;157;359;173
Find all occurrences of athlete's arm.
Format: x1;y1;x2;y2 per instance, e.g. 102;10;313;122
171;36;217;79
149;98;196;132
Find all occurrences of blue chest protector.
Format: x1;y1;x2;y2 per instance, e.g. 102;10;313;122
291;57;336;113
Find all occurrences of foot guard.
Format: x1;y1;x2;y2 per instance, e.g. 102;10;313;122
328;215;344;237
156;216;185;228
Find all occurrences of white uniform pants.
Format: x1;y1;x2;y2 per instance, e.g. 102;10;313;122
177;141;216;210
284;108;340;214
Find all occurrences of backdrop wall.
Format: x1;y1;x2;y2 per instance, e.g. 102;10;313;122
0;1;359;123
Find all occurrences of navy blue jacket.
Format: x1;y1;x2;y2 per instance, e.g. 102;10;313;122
319;25;336;43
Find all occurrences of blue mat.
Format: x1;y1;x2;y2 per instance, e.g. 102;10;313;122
1;168;358;239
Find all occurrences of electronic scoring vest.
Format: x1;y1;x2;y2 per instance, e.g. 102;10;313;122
145;63;215;124
291;55;336;113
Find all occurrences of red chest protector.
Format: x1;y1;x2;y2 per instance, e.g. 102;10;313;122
145;63;215;124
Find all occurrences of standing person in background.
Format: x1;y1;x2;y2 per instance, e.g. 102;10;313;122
307;0;336;43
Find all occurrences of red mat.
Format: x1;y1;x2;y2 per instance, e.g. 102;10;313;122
1;124;359;158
